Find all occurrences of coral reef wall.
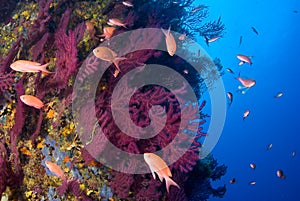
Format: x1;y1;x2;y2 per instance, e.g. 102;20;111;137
0;0;226;200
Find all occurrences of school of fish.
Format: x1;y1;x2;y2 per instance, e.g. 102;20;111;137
217;24;292;188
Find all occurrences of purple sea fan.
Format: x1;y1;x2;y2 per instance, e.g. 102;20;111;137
0;71;14;93
109;172;135;199
8;79;25;186
0;141;9;196
57;179;92;201
31;32;51;62
51;8;85;91
133;176;162;201
0;36;23;73
26;0;52;43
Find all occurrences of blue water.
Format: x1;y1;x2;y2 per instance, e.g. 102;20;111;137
195;0;300;200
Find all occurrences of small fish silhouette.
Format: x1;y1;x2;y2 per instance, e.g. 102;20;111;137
239;36;243;46
276;169;286;179
251;27;259;35
227;92;233;106
266;143;273;150
243;109;250;120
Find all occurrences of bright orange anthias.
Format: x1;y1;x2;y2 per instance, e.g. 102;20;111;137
144;153;180;193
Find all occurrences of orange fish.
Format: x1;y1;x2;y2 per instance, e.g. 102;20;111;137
85;21;95;37
229;178;236;184
208;36;221;43
108;18;127;28
266;143;273;150
226;68;235;74
237;77;256;88
122;1;134;7
20;95;44;109
243;109;250;120
236;73;256;94
276;169;286;179
144;153;180;193
162;26;177;56
227;92;233;106
204;36;221;46
10;60;52;74
45;160;67;181
107;21;115;26
237;54;253;65
274;92;283;98
250;163;256;169
191;6;205;13
178;33;186;41
100;27;116;40
93;46;126;77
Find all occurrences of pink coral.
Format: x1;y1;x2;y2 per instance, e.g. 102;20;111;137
0;141;8;196
7;78;25;187
0;71;14;93
51;8;85;91
31;32;51;62
109;172;135;199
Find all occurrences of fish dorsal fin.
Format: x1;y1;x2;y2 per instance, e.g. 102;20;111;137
161;26;171;37
161;28;167;37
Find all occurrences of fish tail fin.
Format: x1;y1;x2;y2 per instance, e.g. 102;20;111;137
234;72;240;80
249;56;254;65
161;27;168;36
113;57;126;71
161;26;171;36
167;26;171;34
40;63;53;74
204;36;209;46
165;177;180;193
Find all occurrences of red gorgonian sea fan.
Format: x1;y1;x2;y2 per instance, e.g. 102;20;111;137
0;72;14;94
75;70;207;199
